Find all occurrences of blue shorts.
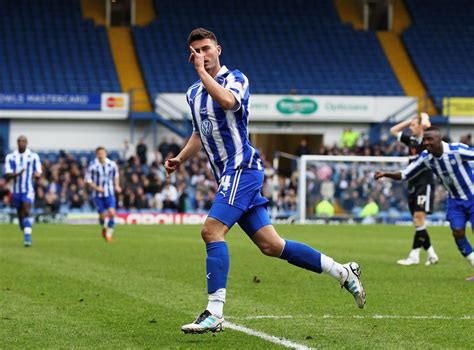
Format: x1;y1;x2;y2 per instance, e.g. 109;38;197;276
94;196;116;213
446;197;474;230
12;193;35;210
208;168;271;236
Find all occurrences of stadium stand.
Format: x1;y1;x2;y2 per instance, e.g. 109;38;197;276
132;0;404;96
0;0;120;94
0;139;449;221
402;0;474;109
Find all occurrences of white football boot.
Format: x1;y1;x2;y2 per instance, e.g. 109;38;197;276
341;262;366;309
425;254;439;266
181;310;224;334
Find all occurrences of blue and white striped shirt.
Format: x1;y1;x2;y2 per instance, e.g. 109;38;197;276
186;65;263;182
85;158;119;198
401;142;474;200
4;149;42;195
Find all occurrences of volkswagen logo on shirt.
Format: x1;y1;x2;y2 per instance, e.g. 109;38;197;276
201;119;213;136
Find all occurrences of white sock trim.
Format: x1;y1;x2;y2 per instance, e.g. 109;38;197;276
466;252;474;266
320;254;335;273
207;288;226;318
24;227;32;235
321;254;347;283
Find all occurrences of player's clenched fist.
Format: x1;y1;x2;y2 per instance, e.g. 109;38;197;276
165;157;182;176
374;171;385;180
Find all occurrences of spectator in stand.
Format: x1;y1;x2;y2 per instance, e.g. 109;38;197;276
122;139;135;161
158;137;170;160
136;137;148;165
161;178;178;211
315;198;335;217
135;187;150;210
177;182;190;212
460;133;472;147
168;137;181;158
340;128;360;150
295;138;310;157
45;187;60;214
0;178;9;208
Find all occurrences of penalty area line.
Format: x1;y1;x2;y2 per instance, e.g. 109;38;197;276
228;314;473;321
225;321;315;350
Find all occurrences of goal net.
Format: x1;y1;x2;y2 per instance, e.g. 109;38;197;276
296;155;447;224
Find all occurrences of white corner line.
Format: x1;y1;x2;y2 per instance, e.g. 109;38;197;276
225;321;315;350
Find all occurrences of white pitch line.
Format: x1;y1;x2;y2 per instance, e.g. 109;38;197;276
225;321;315;350
228;314;473;321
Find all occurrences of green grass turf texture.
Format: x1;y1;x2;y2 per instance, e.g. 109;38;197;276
0;224;472;349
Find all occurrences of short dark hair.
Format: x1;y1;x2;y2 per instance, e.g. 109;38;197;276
187;28;218;46
96;146;106;153
424;126;441;134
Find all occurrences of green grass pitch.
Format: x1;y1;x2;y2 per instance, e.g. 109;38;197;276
0;224;472;349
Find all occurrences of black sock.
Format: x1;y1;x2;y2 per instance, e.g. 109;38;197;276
413;229;431;250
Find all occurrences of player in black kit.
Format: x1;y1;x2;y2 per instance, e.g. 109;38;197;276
390;113;439;266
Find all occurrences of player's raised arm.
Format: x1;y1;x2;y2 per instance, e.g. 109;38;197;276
419;112;431;129
389;117;414;137
189;46;237;111
374;171;403;181
165;133;202;176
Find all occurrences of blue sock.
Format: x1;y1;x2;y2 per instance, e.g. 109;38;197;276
107;218;115;229
23;216;33;236
279;240;322;273
206;242;229;294
455;237;473;257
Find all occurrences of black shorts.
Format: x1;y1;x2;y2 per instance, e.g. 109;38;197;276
408;183;434;214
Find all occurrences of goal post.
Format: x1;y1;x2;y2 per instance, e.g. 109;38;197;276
297;155;417;224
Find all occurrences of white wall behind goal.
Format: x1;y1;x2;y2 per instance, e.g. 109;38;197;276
9;119;171;151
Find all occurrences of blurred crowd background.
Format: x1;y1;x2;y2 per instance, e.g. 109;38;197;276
2;130;470;220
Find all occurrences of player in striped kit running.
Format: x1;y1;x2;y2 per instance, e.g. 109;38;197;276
85;147;121;242
165;28;366;334
375;127;474;280
4;135;42;247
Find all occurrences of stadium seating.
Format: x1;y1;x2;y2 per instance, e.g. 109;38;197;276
0;0;120;94
402;0;474;109
132;0;404;97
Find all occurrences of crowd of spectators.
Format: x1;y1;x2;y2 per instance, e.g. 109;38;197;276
0;131;470;219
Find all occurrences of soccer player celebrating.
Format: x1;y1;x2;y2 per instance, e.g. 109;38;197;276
389;113;439;266
4;135;42;247
375;127;474;279
85;147;121;242
165;28;366;334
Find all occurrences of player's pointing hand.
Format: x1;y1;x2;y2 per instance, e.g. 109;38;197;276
189;46;205;72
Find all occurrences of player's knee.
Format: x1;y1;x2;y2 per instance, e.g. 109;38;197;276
201;226;222;243
413;212;425;227
452;229;465;240
258;240;284;257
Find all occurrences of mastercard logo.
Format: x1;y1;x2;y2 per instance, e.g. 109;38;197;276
106;97;125;108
